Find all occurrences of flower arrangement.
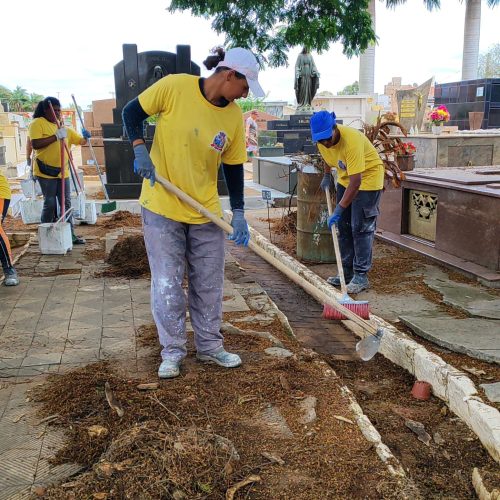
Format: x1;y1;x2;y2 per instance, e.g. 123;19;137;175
429;105;450;125
395;141;416;156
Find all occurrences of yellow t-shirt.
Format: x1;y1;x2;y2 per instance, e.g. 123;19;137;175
0;172;11;200
318;124;384;191
138;74;247;224
29;117;82;179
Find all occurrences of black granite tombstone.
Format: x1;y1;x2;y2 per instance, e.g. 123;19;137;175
265;114;343;155
103;44;200;199
434;78;500;130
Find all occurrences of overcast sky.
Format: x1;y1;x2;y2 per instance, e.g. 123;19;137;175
1;0;498;109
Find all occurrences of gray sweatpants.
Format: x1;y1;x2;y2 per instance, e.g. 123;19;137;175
142;207;225;362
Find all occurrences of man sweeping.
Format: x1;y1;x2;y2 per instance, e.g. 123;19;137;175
310;111;384;293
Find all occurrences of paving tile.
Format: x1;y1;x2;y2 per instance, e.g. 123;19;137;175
101;326;135;339
60;347;100;364
21;352;62;367
100;338;135;358
0;485;32;500
54;274;81;281
0;368;19;379
58;262;82;271
67;327;102;341
69;317;103;330
78;283;105;293
0;358;24;370
102;314;134;328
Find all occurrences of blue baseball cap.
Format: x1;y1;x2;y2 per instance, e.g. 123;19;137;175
310;111;336;142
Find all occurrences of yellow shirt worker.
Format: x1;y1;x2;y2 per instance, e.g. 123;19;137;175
311;111;384;294
122;47;264;380
138;73;247;224
0;171;19;286
28;97;88;244
29;117;82;179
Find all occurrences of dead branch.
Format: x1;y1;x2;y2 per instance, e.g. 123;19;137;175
104;381;124;418
226;475;261;500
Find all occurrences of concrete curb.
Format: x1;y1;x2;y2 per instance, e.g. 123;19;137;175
247;226;500;464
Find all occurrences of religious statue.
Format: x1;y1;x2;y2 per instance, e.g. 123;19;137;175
294;48;320;110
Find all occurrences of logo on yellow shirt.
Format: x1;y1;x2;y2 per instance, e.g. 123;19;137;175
211;131;227;152
338;160;346;170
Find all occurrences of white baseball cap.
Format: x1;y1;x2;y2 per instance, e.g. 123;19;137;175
215;48;265;98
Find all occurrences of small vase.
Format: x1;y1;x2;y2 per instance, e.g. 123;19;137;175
431;124;443;135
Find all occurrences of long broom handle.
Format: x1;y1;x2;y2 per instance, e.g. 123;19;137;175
155;172;378;335
325;186;348;296
71;94;111;202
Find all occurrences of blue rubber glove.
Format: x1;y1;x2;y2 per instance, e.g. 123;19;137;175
81;128;91;140
327;204;345;229
133;143;155;187
229;209;250;246
320;172;333;192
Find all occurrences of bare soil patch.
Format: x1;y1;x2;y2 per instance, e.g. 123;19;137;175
332;354;500;499
96;210;142;230
2;214;37;233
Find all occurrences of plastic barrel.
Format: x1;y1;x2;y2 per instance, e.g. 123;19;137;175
296;170;336;263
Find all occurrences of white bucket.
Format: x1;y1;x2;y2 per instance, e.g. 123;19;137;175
20;179;42;198
71;192;86;219
70;170;85;194
83;201;97;224
38;222;73;255
20;199;43;224
20;179;35;198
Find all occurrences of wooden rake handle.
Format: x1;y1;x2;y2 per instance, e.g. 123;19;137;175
154;173;378;335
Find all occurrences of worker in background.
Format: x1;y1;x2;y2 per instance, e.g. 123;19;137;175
0;171;19;286
122;46;264;379
310;111;384;294
29;97;90;244
245;109;259;159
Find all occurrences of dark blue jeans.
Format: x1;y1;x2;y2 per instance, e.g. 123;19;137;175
336;184;382;275
36;176;72;224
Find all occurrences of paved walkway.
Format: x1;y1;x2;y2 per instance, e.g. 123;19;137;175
0;235;274;499
0;238;153;498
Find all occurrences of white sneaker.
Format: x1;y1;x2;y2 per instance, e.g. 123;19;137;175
3;267;19;286
158;358;181;379
197;348;242;368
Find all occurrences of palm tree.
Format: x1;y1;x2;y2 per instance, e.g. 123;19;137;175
358;0;376;94
27;93;44;111
8;86;29;112
460;0;500;79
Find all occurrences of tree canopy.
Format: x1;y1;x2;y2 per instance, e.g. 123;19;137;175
0;85;44;112
338;81;359;95
478;44;500;78
168;0;376;66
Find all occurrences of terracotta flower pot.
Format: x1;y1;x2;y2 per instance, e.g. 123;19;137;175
397;154;415;171
411;380;432;401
